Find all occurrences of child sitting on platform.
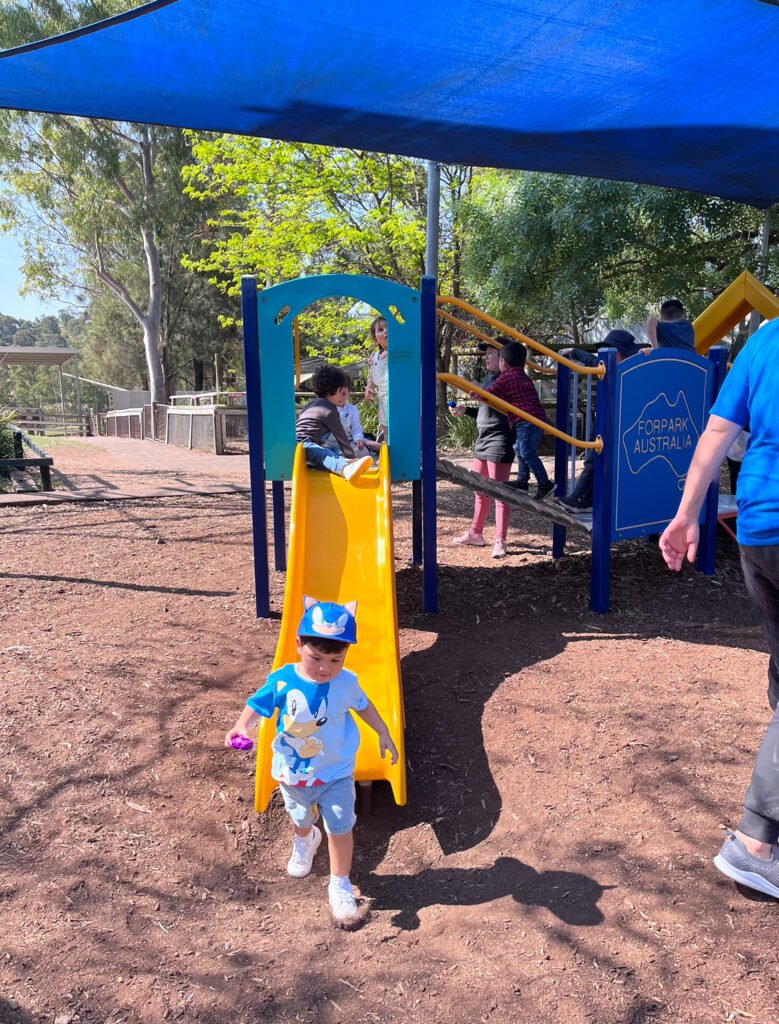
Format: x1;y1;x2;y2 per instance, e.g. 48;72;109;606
296;365;373;482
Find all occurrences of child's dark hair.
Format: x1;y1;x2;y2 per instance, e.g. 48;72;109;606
299;635;350;655
311;364;350;399
660;299;686;320
499;340;527;369
370;316;387;342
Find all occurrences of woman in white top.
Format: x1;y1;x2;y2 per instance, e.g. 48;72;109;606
364;316;388;441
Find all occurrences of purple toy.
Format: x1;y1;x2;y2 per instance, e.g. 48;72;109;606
231;734;254;751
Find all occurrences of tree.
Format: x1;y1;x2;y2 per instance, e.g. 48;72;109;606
0;3;232;403
463;170;778;344
184;140;465;363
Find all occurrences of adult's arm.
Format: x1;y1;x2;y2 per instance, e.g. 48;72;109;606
559;348;598;367
645;317;659;348
659;415;742;570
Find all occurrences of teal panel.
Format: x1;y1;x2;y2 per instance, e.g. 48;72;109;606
257;275;421;482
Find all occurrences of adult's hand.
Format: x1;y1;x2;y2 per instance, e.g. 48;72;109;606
659;514;700;571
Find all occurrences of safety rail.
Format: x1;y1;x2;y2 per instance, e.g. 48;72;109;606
436;307;553;376
436;296;605;378
437;372;603;452
1;428;53;491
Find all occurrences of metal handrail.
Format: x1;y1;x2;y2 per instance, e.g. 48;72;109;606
436;308;554;375
437;372;603;452
437;296;605;378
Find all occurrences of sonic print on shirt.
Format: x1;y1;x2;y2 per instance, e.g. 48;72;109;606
247;665;368;787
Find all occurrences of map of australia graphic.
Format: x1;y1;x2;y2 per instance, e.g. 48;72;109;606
621;391;700;480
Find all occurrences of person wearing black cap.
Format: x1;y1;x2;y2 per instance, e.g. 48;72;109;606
450;339;516;558
555;329;644;512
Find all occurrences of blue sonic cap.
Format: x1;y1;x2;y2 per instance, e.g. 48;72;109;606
297;596;358;644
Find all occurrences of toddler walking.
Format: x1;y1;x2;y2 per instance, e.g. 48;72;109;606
225;597;398;928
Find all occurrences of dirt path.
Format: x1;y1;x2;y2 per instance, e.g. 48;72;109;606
1;445;777;1024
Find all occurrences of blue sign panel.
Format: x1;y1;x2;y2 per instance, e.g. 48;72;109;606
611;350;713;540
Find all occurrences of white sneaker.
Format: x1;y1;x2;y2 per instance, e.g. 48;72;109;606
491;538;506;559
329;877;362;928
342;456;373;482
287;825;321;878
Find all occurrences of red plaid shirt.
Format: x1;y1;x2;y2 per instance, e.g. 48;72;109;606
484;367;547;428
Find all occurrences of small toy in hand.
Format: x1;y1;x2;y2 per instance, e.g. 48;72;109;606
231;734;254;751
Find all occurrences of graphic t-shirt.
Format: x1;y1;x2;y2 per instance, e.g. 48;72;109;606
247;664;368;787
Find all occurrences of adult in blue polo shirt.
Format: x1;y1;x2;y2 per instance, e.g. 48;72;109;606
660;318;779;899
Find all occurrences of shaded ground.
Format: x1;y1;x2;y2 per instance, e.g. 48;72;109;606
1;439;778;1024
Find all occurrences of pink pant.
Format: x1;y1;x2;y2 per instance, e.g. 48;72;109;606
470;459;511;539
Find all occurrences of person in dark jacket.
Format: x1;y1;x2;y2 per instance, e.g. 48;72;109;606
555;330;643;513
450;341;516;559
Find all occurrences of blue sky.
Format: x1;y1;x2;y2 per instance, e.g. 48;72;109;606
0;232;62;321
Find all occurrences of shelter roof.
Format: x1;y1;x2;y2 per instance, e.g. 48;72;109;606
1;1;779;207
0;346;78;367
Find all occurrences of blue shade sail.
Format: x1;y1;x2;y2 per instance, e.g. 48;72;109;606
2;0;779;206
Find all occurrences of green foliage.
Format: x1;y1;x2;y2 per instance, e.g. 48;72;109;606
355;398;379;439
0;410;16;460
183;139;470;367
0;2;239;402
463;169;775;342
438;408;477;452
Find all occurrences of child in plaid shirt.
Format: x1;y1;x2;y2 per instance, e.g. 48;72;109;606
479;340;553;500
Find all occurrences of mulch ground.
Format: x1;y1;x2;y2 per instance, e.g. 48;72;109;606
1;440;777;1024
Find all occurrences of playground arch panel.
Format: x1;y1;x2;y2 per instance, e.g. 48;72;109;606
255;274;421;483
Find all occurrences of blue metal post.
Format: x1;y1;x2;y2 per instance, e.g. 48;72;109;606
590;349;617;613
271;479;287;572
552;363;571;559
412;479;423;565
420;275;438;613
697;346;729;576
241;275;270;618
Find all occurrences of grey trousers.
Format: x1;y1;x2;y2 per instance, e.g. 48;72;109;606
738;544;779;844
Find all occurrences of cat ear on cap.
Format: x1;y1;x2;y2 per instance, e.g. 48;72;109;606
343;601;357;617
303;595;318;611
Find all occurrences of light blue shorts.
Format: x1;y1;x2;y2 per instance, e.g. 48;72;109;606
277;776;356;836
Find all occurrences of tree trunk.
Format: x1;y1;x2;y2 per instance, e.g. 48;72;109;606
143;319;167;404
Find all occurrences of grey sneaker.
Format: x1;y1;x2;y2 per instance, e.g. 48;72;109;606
714;831;779;898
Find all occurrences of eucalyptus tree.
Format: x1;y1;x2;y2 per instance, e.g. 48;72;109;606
183;136;471;388
0;2;225;402
463;170;777;344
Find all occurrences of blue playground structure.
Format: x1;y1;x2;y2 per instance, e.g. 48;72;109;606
242;271;729;616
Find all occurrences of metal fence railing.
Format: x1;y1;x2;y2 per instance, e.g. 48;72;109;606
103;402;248;455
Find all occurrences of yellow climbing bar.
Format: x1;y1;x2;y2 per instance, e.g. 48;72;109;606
437;308;553;375
437;296;605;378
438;372;603;452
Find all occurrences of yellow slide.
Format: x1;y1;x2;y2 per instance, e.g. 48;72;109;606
254;444;406;811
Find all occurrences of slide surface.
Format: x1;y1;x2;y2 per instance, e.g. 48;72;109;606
254;444;406;811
